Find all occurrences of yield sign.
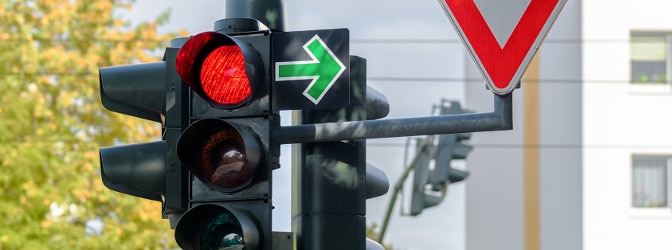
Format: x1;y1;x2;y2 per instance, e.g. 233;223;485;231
439;0;567;95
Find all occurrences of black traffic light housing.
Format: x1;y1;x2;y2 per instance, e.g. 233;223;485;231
172;18;277;250
295;56;388;249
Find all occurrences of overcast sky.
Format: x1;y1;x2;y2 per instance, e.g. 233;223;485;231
127;1;468;249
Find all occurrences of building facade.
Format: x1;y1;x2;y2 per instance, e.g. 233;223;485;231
465;0;672;249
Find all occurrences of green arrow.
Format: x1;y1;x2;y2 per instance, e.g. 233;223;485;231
275;35;346;104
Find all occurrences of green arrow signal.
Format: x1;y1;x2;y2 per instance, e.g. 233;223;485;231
275;35;346;104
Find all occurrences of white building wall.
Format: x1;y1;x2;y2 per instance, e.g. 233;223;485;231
465;63;525;250
466;0;582;249
582;0;672;249
538;0;583;249
468;0;672;249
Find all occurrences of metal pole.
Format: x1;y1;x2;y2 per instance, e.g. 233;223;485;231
225;0;286;31
377;139;432;243
294;56;369;250
277;93;513;144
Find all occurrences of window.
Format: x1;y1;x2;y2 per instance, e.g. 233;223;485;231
631;31;672;84
632;156;669;208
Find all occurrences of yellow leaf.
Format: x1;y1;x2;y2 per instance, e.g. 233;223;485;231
40;220;52;229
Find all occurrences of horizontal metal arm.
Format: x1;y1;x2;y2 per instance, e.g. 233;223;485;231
276;93;512;144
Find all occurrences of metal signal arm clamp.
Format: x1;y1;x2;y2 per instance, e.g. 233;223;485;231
277;93;513;144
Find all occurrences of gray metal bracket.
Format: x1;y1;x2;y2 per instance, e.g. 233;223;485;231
277;93;512;144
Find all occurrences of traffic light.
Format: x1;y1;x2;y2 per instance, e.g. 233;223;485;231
295;56;388;250
172;21;277;250
430;101;473;188
409;101;472;216
409;137;442;216
98;39;189;215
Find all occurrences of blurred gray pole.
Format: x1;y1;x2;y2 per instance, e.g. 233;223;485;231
377;138;432;243
294;56;369;250
278;93;513;144
225;0;286;31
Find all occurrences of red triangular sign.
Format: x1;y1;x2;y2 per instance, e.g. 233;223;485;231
439;0;567;95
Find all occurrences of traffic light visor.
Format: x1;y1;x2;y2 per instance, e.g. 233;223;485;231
177;119;261;193
176;31;263;108
99;141;166;201
99;62;167;122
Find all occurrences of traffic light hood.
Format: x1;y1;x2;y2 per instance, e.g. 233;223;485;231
99;141;166;201
99;62;167;122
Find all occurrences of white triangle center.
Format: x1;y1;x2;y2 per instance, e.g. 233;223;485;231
473;0;532;48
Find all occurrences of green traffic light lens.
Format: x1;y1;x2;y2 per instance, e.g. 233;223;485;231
174;205;262;250
200;212;245;250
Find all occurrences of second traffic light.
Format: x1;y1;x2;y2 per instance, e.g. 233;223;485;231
429;101;473;189
410;101;473;216
172;19;277;250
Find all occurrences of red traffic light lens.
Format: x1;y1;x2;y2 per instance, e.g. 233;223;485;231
177;119;261;193
176;32;261;108
200;129;252;189
200;45;252;106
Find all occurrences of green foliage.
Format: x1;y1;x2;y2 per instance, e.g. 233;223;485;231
0;0;187;249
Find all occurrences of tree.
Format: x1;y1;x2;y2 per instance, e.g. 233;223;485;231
0;1;186;249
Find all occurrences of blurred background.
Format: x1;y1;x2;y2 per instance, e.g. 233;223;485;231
4;0;672;250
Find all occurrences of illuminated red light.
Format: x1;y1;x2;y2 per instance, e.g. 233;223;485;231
200;45;252;105
176;32;253;107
